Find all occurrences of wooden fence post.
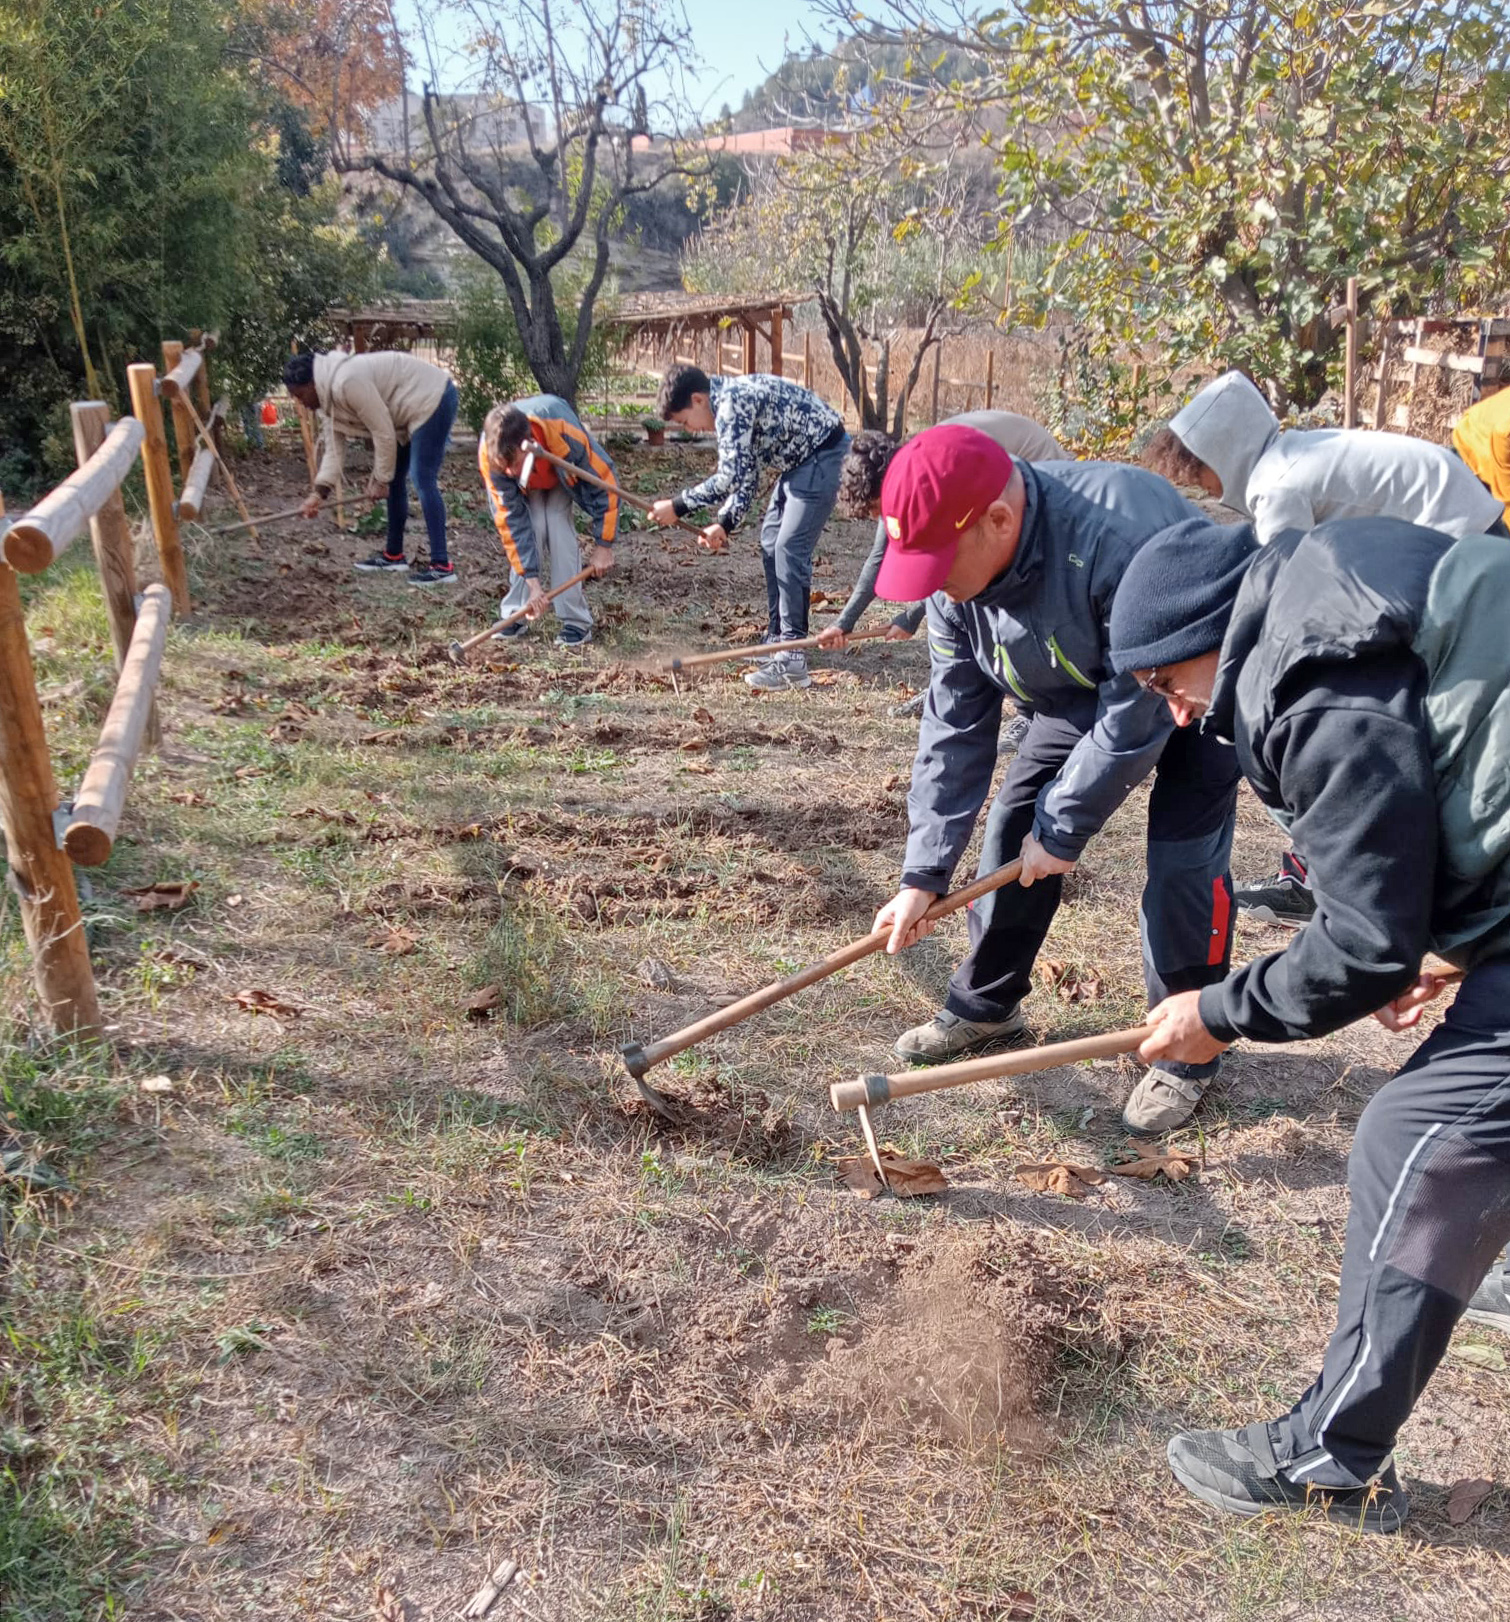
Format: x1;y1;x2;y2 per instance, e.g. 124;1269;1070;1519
127;362;190;614
930;341;942;423
770;306;784;378
741;322;756;375
160;341;197;483
1373;325;1394;430
71;402;158;746
1343;276;1359;430
191;339;216;448
0;530;102;1036
803;332;812;390
985;349;995;410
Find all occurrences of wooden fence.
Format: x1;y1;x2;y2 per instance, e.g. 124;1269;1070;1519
0;333;222;1037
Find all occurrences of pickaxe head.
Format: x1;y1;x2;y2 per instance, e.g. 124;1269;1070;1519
447;639;467;664
857;1101;889;1189
519;442;538;487
621;1040;649;1079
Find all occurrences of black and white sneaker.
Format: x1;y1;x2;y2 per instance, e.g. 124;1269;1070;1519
354;551;408;573
1002;711;1032;753
1168;1421;1408;1534
1235;850;1316;927
491;621;528;642
409;563;459;587
555;624;592;648
1466;1263;1510;1333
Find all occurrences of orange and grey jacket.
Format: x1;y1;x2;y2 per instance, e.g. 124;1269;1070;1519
477;394;619;578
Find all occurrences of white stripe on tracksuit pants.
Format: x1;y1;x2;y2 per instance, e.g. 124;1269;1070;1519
1270;957;1510;1490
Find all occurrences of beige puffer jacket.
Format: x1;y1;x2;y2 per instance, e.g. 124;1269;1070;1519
313;350;450;489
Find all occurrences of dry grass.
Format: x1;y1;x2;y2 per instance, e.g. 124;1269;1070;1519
3;431;1510;1621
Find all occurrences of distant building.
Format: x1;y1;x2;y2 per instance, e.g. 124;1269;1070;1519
631;126;854;158
362;91;553;157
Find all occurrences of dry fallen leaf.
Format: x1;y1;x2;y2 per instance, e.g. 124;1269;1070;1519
227;988;302;1019
882;773;903;792
1015;1162;1107;1199
1452;1343;1508;1372
168;790;212;807
808;669;847;687
678;732;708;752
367;927;419;956
359;730;402;746
1447;1477;1495;1525
1109;1144;1198;1183
266;720;303;742
233;765;264;780
681;759;714;775
123;880;200;913
691;706;715;726
723;622;762;644
839;1151;948;1200
1037;957;1104;1004
465;985;502;1022
293;806;358;826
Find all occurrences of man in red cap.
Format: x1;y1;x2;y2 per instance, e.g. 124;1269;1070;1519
871;424;1242;1134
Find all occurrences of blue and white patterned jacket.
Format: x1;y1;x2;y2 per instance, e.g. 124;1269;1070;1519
673;374;844;531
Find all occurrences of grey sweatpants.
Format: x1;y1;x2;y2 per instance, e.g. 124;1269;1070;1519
1270;957;1510;1489
499;486;591;632
759;433;849;642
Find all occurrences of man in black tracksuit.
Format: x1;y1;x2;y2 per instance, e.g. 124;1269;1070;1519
1109;515;1510;1533
870;425;1239;1135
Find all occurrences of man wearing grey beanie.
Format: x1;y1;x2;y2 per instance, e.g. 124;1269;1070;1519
1109;513;1510;1535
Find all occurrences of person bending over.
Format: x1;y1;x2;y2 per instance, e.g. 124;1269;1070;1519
478;399;618;649
1109;514;1510;1534
647;364;849;693
285;348;460;586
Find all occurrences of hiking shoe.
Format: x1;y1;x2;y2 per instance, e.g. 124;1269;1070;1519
1466;1261;1510;1333
744;650;813;691
555;624;592;648
408;563;459;587
1235;850;1315;927
1002;711;1032;753
491;621;528;642
1122;1058;1221;1133
354;550;408;572
1168;1421;1409;1534
893;1006;1028;1064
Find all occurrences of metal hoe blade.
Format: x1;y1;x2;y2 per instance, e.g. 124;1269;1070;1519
856;1102;889;1189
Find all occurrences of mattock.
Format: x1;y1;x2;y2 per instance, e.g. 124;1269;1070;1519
620;858;1024;1117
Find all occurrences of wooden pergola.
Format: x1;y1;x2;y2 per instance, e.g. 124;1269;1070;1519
326;300;457;354
604;291;813;379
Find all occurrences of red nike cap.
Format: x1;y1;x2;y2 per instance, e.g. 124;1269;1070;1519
875;425;1015;601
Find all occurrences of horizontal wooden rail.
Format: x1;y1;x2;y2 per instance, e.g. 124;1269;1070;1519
158;346;204;402
64;583;173;866
3;415;145;575
176;398;228;521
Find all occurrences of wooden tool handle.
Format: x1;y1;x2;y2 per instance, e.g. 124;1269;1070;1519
454;564;598;656
527;441;704;537
664;625;890;673
830;1023;1154;1112
633;859;1024;1073
207;496;369;536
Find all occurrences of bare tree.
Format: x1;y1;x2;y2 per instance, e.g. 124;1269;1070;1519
331;0;706;403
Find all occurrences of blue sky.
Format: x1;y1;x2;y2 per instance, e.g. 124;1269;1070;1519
391;0;838;123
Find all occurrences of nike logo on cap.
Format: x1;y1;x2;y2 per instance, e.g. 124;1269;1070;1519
954;509;975;530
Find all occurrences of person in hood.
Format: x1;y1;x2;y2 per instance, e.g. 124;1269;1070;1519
1107;514;1510;1534
1144;369;1509;930
285;349;460;586
1451;381;1510;505
869;425;1241;1135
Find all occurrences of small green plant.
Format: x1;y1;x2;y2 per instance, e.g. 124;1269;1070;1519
806;1305;845;1337
215;1322;275;1362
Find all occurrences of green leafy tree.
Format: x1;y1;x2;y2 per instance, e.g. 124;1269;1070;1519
837;1;1510;419
0;0;378;491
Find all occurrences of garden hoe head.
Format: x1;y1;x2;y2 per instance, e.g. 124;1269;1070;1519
621;1040;680;1119
856;1100;889;1189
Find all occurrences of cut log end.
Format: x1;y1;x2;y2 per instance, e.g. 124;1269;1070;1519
2;523;57;575
63;820;114;868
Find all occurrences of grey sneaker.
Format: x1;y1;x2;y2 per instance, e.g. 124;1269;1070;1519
744;650;812;691
893;1006;1028;1064
1466;1261;1510;1332
1168;1421;1408;1534
1121;1058;1220;1133
1002;711;1032;752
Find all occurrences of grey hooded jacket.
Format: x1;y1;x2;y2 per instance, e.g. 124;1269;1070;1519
1171;371;1504;544
901;463;1205;891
